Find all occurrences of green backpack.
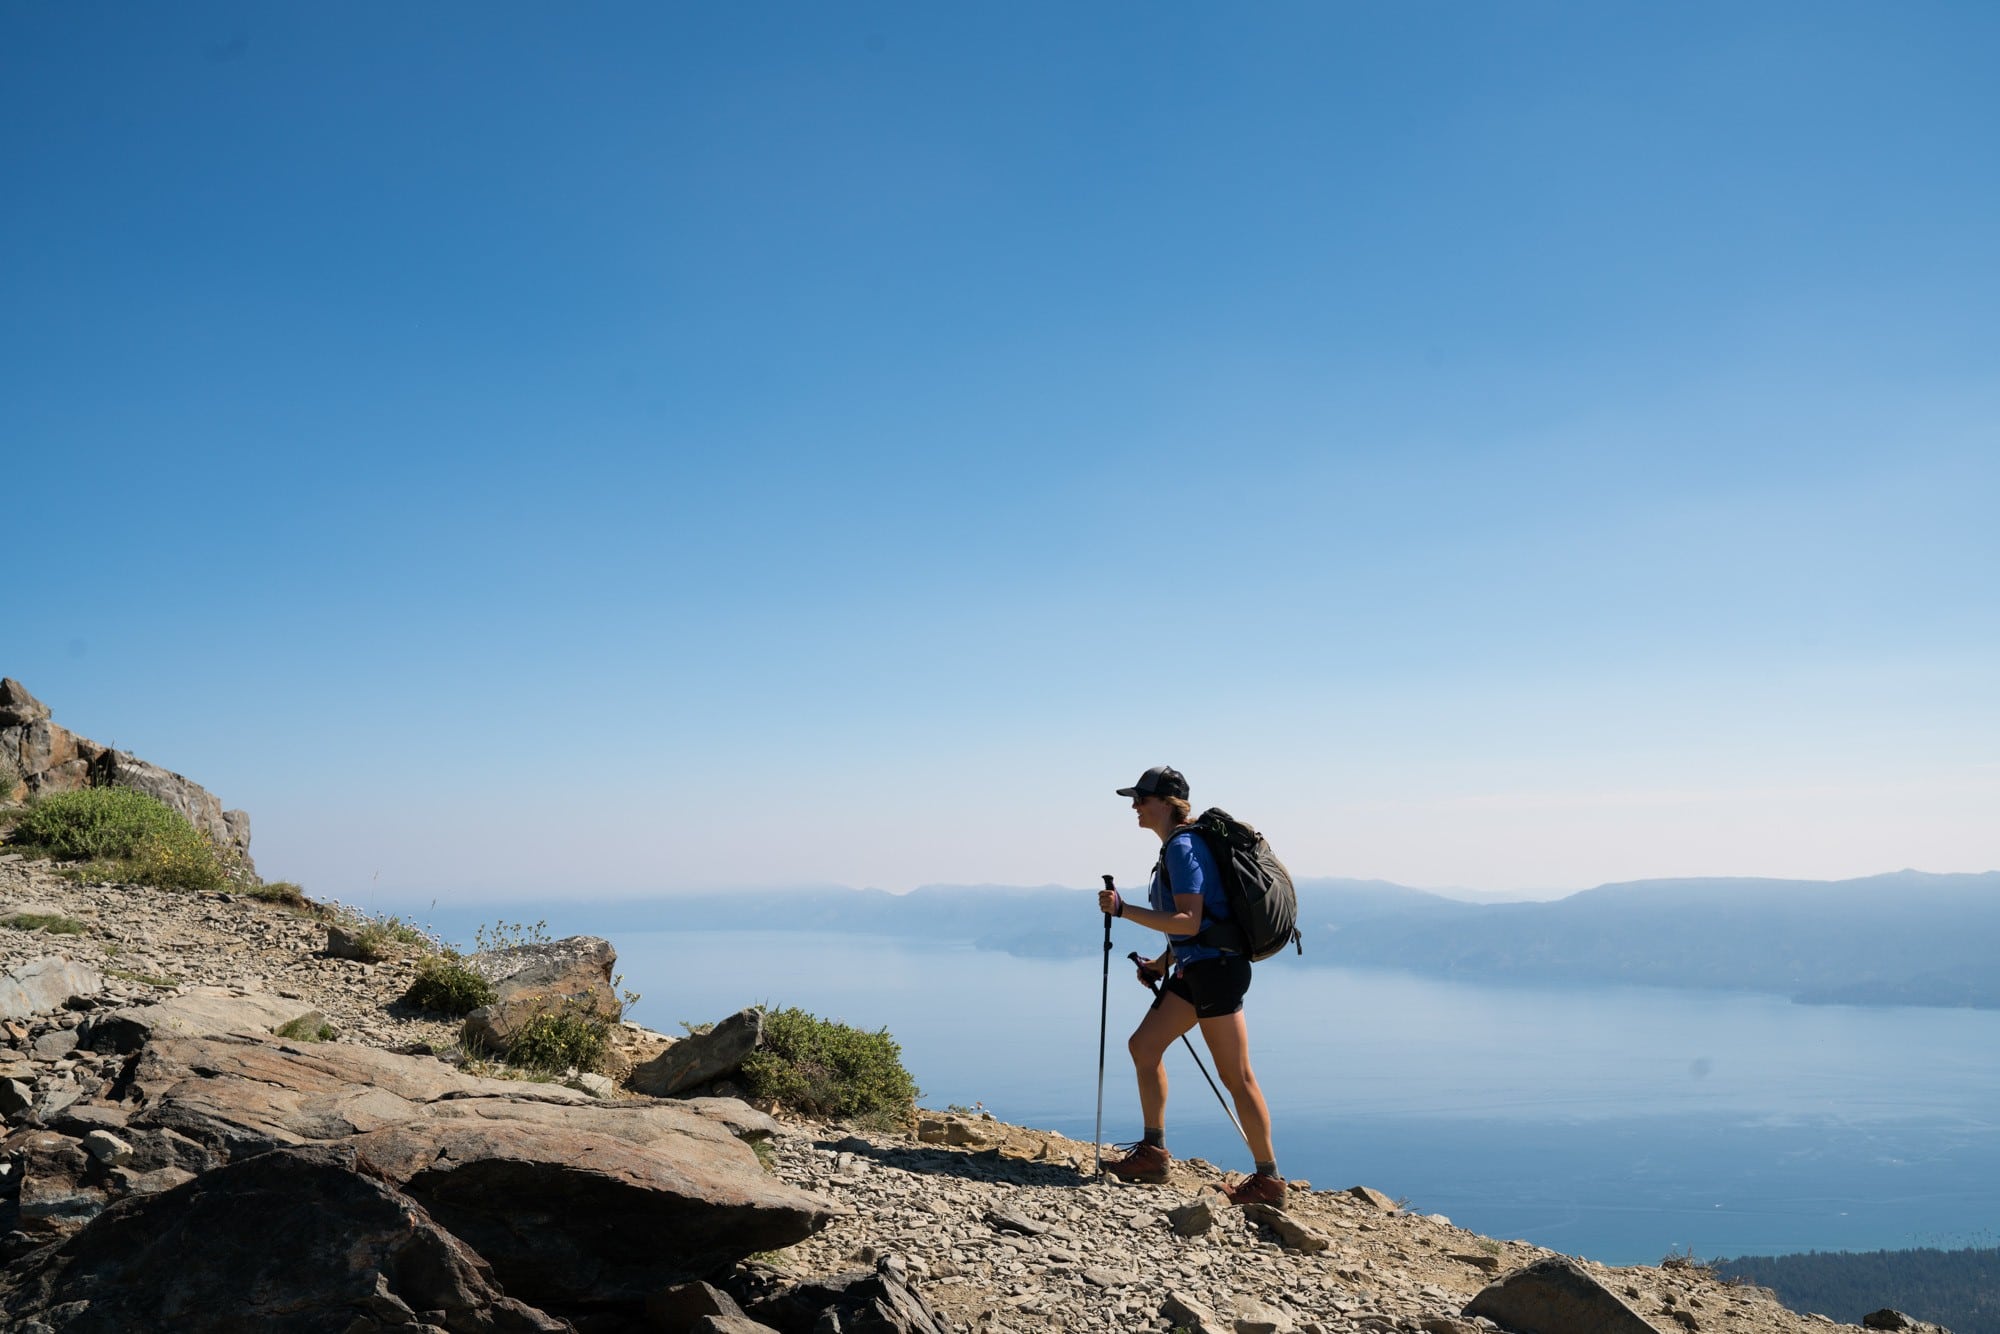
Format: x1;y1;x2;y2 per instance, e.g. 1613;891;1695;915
1160;808;1303;962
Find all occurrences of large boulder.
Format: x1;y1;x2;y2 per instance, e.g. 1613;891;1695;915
630;1005;764;1096
0;1144;571;1332
1463;1257;1662;1334
352;1111;828;1311
0;957;104;1021
104;1034;834;1317
460;936;621;1056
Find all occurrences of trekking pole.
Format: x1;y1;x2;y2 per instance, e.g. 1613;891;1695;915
1094;875;1116;1181
1127;950;1249;1147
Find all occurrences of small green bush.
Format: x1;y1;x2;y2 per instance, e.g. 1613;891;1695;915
740;1007;920;1126
128;821;229;891
504;1005;611;1074
0;756;19;799
403;953;497;1017
275;1014;339;1042
246;880;310;909
10;788;226;891
1;912;89;935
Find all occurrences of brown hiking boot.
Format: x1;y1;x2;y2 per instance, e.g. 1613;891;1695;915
1224;1172;1287;1208
1101;1141;1170;1184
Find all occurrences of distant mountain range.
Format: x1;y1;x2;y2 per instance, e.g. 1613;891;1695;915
1306;870;2000;1009
567;870;2000;1011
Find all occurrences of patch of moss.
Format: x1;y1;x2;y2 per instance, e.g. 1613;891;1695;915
105;968;179;988
1;912;89;935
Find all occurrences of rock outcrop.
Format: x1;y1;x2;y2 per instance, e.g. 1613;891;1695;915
0;679;253;870
1462;1255;1663;1333
460;935;622;1055
630;1004;764;1096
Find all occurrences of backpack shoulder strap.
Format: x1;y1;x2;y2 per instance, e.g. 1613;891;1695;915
1157;827;1203;896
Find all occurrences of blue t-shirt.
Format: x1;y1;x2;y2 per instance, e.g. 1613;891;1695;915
1149;830;1234;970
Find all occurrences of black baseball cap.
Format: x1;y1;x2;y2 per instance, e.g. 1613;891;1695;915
1116;766;1189;801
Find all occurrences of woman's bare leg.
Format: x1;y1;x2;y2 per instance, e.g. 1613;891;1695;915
1128;990;1198;1132
1197;1010;1276;1165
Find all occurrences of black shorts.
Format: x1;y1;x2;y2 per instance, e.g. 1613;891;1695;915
1154;955;1252;1018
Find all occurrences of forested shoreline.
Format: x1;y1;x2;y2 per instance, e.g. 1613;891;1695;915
1714;1245;2000;1334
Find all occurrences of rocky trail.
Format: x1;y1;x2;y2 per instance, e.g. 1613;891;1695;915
0;848;1939;1333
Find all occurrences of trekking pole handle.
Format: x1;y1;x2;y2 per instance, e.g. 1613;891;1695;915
1127;950;1160;994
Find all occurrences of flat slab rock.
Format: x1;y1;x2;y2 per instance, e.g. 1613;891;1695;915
0;957;103;1021
80;986;326;1052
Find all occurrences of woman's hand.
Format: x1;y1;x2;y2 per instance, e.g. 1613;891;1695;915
1096;886;1123;916
1133;955;1166;989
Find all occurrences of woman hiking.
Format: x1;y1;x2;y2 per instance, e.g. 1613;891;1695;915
1095;765;1285;1207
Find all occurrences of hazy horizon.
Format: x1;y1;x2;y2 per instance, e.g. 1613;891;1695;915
367;866;1997;910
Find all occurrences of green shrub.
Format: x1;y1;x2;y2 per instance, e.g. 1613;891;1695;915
13;787;181;859
403;953;497;1017
1;912;89;935
10;788;226;891
0;756;19;799
740;1007;920;1127
128;821;229;891
246;880;310;909
275;1014;339;1042
503;1005;611;1074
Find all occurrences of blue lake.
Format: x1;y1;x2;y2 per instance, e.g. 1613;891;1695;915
439;916;2000;1267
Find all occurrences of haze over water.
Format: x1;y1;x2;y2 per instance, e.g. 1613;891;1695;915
613;929;2000;1267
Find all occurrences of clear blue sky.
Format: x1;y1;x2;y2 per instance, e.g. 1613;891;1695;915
5;3;1995;904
